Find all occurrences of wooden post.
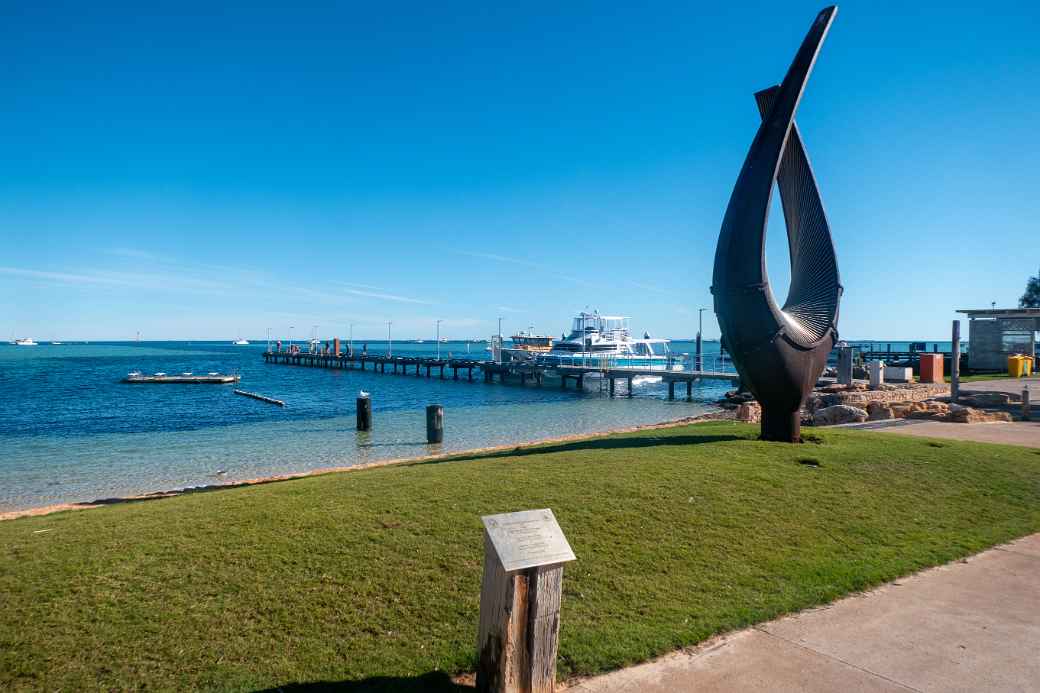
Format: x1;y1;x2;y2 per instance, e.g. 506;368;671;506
477;510;575;693
626;377;632;397
609;378;615;397
1023;387;1031;421
686;379;693;400
951;320;961;402
357;396;372;431
426;404;444;443
668;381;675;400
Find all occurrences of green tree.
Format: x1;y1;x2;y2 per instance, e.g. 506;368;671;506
1021;268;1040;308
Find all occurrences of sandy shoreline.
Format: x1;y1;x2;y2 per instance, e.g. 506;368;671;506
1;410;732;522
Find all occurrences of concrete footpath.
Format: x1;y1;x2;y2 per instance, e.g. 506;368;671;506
566;534;1040;692
853;418;1040;448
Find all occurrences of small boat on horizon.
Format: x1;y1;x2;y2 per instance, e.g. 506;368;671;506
233;331;249;345
14;338;37;346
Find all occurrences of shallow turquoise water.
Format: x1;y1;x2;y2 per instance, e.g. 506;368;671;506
0;340;729;511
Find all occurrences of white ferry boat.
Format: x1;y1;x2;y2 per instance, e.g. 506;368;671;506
536;312;683;372
14;338;37;346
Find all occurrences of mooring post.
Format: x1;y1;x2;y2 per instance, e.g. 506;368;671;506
668;381;675;400
476;509;575;693
686;379;693;400
609;377;615;397
626;377;632;397
357;395;372;431
951;320;961;402
426;404;444;444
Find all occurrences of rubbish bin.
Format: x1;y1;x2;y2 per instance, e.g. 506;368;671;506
1023;356;1034;377
1008;354;1025;377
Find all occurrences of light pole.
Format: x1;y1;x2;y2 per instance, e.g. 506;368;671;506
289;325;294;349
697;308;705;371
436;319;443;359
498;316;503;339
387;321;392;357
348;323;354;355
266;327;271;353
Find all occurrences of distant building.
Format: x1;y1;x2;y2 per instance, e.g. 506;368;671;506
956;308;1040;371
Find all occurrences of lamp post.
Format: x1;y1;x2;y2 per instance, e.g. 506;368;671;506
289;325;294;349
387;321;392;357
436;319;443;360
697;308;705;371
348;323;354;355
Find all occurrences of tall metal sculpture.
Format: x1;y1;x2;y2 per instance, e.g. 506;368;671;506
712;6;842;442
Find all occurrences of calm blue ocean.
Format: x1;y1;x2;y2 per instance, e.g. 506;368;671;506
0;340;730;512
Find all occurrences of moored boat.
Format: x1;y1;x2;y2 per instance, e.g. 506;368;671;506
536;312;684;372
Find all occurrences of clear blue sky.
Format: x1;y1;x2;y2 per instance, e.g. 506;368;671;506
2;1;1037;341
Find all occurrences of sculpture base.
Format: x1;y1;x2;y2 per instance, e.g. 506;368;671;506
760;409;801;443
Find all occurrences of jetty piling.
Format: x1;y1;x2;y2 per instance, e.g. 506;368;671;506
426;404;444;443
357;395;372;431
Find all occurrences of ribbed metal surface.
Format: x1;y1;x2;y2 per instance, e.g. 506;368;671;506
754;87;841;346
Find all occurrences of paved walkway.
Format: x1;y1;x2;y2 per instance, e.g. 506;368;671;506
566;534;1040;692
960;375;1038;395
852;418;1040;448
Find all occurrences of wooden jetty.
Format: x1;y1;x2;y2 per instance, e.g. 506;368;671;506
123;373;240;384
234;389;285;406
261;350;737;400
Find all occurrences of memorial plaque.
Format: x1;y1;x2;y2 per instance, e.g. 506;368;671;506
481;508;576;573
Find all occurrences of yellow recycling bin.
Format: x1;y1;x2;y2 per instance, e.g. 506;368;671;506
1024;355;1034;377
1008;354;1025;377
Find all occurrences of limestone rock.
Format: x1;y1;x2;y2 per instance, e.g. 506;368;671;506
949;407;1013;424
963;392;1012;407
813;405;868;426
867;401;894;421
736;402;761;424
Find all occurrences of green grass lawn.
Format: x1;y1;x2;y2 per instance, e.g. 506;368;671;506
2;421;1039;692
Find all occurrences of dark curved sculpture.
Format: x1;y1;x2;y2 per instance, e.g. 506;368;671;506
711;6;842;442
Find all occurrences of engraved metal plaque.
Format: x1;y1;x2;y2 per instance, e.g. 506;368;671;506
481;508;576;573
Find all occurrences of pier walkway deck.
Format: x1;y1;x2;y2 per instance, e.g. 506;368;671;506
261;350;738;399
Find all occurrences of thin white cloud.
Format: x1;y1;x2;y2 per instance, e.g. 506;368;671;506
625;280;672;295
328;282;434;305
337;281;390;292
105;247;159;260
0;266;137;287
496;306;524;313
457;251;597;288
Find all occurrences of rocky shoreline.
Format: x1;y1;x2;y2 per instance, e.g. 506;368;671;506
719;380;1017;427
